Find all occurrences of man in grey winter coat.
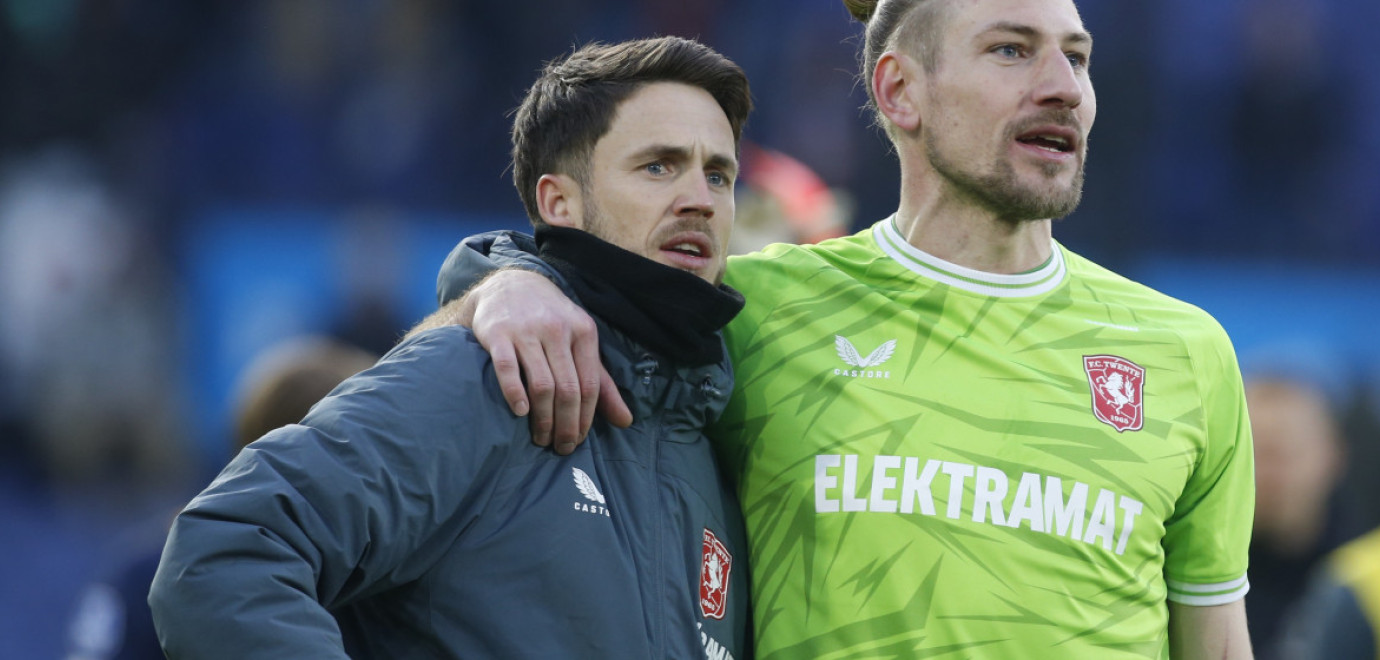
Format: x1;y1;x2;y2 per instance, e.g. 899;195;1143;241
149;36;753;660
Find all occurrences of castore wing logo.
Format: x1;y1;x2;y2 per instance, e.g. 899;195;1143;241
572;467;610;517
835;335;896;368
572;467;605;503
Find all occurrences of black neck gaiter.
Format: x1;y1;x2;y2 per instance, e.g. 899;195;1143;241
535;225;744;366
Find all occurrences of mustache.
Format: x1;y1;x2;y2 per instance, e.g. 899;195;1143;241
1008;109;1084;142
654;217;720;245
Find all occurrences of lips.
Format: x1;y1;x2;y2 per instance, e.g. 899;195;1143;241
664;240;707;257
658;231;715;272
1015;125;1079;154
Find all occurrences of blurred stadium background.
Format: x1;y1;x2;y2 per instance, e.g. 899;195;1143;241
1;1;1377;657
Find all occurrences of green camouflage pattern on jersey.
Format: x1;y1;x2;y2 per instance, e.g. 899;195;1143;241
712;219;1253;659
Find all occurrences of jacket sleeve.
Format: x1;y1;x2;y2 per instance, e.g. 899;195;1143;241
149;327;518;659
436;230;548;305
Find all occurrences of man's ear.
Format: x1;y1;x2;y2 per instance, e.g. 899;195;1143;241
536;173;582;229
874;51;924;132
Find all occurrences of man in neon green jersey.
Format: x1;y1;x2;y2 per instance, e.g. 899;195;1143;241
420;0;1255;657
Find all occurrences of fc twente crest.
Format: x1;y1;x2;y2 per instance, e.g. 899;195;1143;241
700;528;732;620
1083;355;1145;432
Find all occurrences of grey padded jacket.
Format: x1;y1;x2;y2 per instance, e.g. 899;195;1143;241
149;238;749;659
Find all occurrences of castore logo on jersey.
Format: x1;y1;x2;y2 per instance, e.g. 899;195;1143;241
833;335;895;379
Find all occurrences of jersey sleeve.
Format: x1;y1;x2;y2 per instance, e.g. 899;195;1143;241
149;328;517;658
1161;318;1255;605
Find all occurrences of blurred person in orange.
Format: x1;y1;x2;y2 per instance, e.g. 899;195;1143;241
727;141;852;255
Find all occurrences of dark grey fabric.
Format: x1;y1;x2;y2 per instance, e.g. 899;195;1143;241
151;275;749;658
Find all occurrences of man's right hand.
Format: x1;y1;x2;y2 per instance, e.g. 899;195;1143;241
444;269;632;454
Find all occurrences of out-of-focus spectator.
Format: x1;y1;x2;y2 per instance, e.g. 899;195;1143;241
228;336;380;449
1245;375;1359;658
0;147;182;494
730;142;852;255
63;336;377;660
1277;525;1380;659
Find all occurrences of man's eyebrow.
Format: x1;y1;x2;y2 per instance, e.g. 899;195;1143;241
977;21;1093;47
629;144;691;163
629;144;739;174
705;153;738;176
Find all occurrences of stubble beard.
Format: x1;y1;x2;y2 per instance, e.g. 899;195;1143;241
581;194;612;241
925;129;1087;223
582;195;726;286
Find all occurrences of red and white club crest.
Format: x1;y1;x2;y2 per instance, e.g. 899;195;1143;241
700;528;732;620
1083;355;1145;432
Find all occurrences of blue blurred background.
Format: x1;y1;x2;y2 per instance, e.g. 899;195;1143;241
1;1;1377;658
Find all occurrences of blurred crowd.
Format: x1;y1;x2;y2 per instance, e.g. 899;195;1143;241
1;1;1378;658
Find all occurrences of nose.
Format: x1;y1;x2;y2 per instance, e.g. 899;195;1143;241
1032;51;1084;109
675;173;717;219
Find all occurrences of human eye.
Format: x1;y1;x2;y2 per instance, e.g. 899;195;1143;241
706;171;730;188
645;161;669;176
992;43;1025;59
1066;50;1090;69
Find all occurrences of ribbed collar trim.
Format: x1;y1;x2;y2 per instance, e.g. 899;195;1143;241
872;216;1067;298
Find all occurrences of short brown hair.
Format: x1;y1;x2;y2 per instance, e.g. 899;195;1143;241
232;337;378;452
510;36;752;226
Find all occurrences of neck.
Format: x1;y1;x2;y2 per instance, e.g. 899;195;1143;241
893;154;1055;274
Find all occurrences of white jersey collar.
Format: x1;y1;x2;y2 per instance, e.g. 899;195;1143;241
872;216;1067;298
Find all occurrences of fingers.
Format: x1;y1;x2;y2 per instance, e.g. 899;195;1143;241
544;337;583;455
514;333;557;447
597;367;634;429
488;340;530;418
503;310;594;453
466;269;610;454
568;316;605;450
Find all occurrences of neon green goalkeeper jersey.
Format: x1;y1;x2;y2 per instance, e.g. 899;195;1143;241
713;218;1254;659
